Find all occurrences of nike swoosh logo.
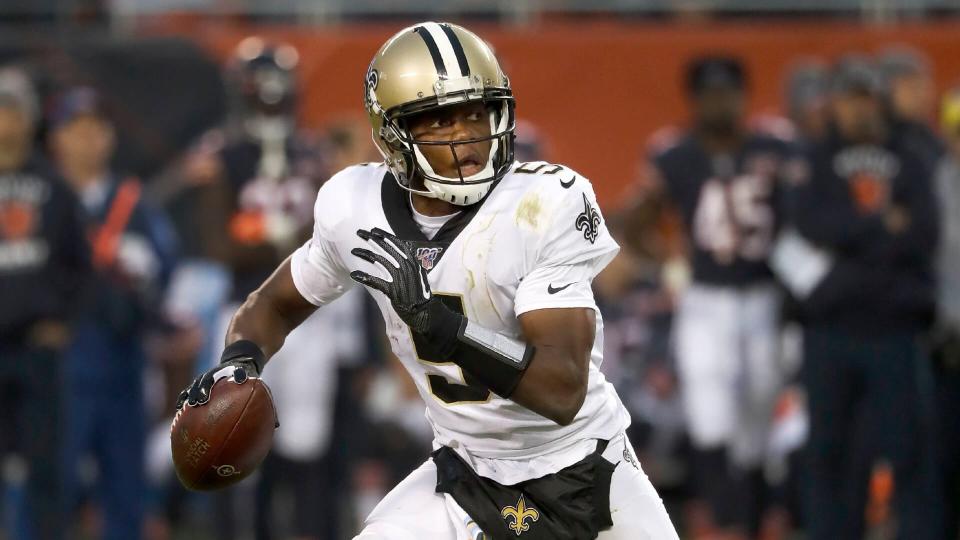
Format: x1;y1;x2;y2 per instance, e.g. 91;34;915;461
547;283;573;294
559;176;576;189
419;272;430;300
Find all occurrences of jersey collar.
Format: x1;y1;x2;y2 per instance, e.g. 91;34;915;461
381;172;497;271
381;172;494;242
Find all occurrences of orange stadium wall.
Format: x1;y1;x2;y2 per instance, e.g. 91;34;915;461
149;19;960;207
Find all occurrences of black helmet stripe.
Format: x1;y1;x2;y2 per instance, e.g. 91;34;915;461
440;24;471;77
414;26;447;79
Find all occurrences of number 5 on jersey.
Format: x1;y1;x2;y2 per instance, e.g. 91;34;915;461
410;294;492;405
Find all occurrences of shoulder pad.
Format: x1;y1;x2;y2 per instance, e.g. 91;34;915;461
508;161;586;192
313;162;386;232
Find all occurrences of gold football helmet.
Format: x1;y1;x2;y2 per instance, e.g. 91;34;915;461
364;22;515;206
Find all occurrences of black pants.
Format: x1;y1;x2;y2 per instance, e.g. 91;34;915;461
254;452;333;540
935;359;960;540
0;345;65;540
801;326;941;540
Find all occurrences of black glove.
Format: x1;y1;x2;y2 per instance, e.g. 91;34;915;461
351;227;534;399
350;228;462;339
175;340;266;410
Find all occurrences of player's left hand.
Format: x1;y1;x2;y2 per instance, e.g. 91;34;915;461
350;227;440;334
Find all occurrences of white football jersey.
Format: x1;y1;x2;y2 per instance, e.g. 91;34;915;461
290;161;630;483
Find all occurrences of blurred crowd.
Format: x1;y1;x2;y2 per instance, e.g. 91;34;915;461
0;30;957;540
607;46;958;540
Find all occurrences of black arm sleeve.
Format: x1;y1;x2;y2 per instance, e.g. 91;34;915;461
423;301;535;398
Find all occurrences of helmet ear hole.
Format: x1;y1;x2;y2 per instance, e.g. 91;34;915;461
380;123;408;153
487;102;504;125
400;152;417;184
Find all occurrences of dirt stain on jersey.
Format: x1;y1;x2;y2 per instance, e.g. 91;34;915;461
466;269;476;291
483;278;505;325
515;192;543;230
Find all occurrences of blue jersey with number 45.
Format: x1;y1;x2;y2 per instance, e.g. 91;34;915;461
651;133;793;286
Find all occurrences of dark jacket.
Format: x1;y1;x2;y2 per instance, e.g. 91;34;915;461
79;175;177;337
69;175;178;383
0;154;90;344
785;123;940;335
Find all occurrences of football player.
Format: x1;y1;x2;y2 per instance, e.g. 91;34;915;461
176;22;677;540
624;56;793;537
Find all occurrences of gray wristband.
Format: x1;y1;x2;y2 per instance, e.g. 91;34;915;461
452;319;535;398
460;321;530;368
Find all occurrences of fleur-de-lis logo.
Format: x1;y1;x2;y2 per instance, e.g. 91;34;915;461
501;495;540;536
575;193;601;244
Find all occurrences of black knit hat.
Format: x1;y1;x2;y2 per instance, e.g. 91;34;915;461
687;56;746;96
830;54;886;96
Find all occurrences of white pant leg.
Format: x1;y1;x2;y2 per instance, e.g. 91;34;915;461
354;459;475;540
729;286;783;468
358;437;678;540
674;285;738;449
598;433;679;540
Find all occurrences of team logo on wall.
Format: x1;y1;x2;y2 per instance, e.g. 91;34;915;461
575;193;601;244
415;246;443;271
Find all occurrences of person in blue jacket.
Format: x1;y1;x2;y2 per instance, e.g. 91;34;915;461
49;87;177;540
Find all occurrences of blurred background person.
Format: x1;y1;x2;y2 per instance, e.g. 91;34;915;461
187;37;322;336
780;55;941;540
878;45;945;171
933;87;960;540
344;346;431;534
209;36;320;294
594;212;689;527
623;56;793;539
783;60;830;144
323;115;381;171
176;37;353;540
513;119;549;163
0;66;89;540
879;46;937;125
162;36;315;406
48;86;178;540
254;288;372;540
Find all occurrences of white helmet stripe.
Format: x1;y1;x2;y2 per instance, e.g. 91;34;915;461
421;22;464;79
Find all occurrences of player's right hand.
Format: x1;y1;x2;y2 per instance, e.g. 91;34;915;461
175;341;266;410
175;359;259;411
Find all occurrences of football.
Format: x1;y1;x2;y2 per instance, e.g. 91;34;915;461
170;376;277;491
